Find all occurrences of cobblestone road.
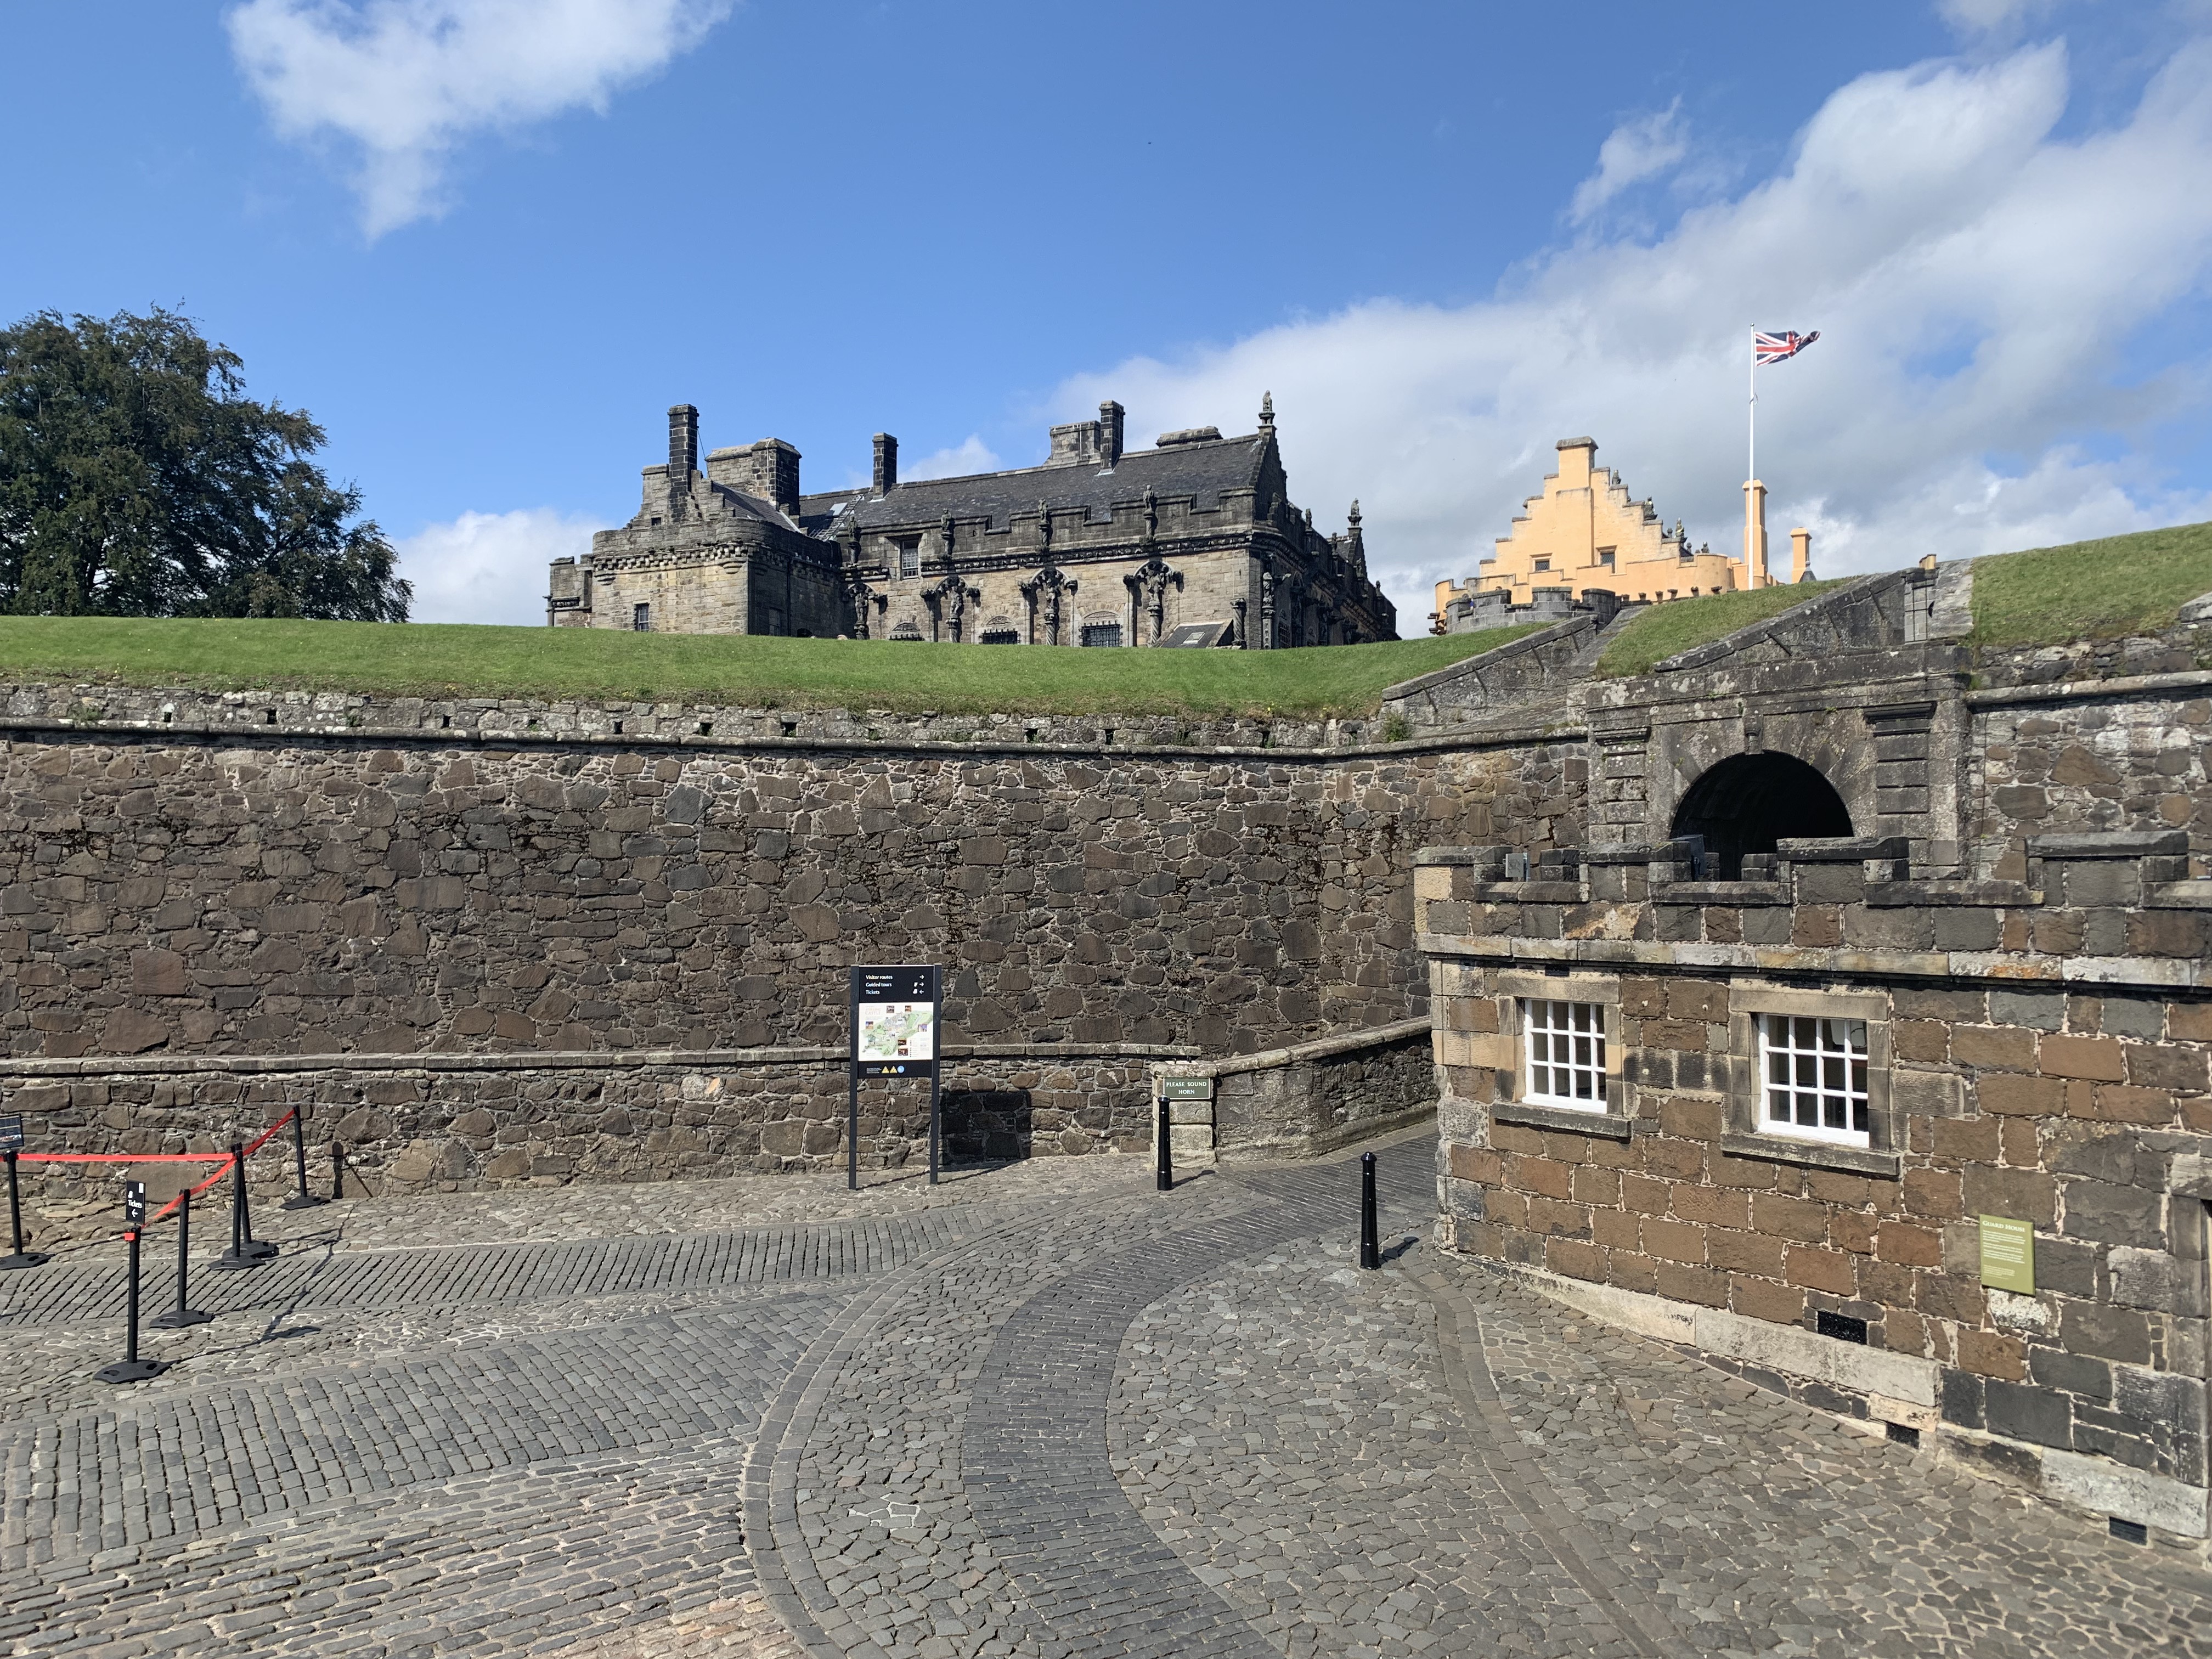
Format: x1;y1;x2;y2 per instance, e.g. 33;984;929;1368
3;1138;2205;1657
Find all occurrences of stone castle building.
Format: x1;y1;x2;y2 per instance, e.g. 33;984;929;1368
1434;436;1813;633
549;398;1396;648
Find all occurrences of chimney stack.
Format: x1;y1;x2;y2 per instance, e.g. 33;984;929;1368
1790;527;1812;584
873;432;898;494
668;404;699;481
1098;400;1124;467
1743;479;1769;587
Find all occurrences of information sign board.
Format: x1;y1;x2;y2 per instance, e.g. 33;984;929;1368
1160;1077;1215;1101
851;966;940;1077
0;1114;21;1152
123;1181;146;1227
1978;1214;2035;1294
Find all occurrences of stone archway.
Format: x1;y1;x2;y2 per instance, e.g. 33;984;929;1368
1670;751;1853;878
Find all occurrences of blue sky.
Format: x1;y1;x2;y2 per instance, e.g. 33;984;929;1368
4;0;2209;628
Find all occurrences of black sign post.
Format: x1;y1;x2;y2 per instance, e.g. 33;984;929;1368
96;1181;169;1385
283;1107;325;1211
848;966;943;1191
0;1115;48;1271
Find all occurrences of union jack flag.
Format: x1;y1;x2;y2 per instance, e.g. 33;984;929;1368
1755;329;1819;365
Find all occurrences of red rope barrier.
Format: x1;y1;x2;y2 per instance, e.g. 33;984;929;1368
241;1108;298;1160
17;1152;232;1164
154;1156;239;1222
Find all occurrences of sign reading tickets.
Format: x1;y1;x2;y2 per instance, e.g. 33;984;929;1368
1978;1214;2035;1294
851;966;940;1078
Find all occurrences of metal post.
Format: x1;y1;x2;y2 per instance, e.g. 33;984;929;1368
928;1068;940;1186
213;1141;275;1271
153;1188;211;1329
847;1071;860;1193
284;1109;325;1209
332;1141;345;1201
1155;1094;1173;1192
97;1227;168;1383
1359;1152;1380;1269
1;1149;49;1270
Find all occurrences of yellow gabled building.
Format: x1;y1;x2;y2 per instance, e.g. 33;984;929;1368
1434;437;1749;625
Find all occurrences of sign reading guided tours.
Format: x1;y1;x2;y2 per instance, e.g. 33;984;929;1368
849;966;944;1193
1978;1214;2035;1295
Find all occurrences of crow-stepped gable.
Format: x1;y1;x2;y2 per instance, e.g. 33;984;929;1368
548;397;1397;647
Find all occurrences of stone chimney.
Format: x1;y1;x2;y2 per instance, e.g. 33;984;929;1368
1744;480;1770;587
1554;436;1597;489
1790;526;1813;583
873;433;898;494
669;405;699;481
1098;401;1124;467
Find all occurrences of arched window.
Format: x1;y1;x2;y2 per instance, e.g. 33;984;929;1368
1671;752;1853;879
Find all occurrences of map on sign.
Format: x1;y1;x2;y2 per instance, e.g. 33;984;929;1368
856;1000;936;1063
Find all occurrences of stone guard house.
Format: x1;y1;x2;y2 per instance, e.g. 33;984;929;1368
550;397;1396;648
1411;561;2212;1544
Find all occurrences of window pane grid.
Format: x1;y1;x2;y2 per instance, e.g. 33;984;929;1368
1759;1014;1870;1146
1522;1000;1606;1112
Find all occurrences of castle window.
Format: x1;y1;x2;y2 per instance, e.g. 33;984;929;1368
1533;558;1551;572
1080;622;1123;648
1597;549;1615;570
980;628;1020;645
1758;1015;1870;1146
898;540;921;580
633;603;651;632
1521;1000;1607;1113
891;620;924;641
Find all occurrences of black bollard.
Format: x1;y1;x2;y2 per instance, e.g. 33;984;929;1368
97;1184;168;1384
283;1109;325;1210
212;1141;276;1271
1155;1094;1173;1192
151;1187;212;1329
1358;1151;1381;1270
1;1148;49;1271
331;1140;345;1201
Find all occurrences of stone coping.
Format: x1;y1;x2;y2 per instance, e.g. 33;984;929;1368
0;1039;1202;1080
1965;668;2212;710
1153;1016;1431;1080
1417;931;2211;991
0;710;1571;764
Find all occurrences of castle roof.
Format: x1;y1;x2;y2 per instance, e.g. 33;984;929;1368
796;431;1270;537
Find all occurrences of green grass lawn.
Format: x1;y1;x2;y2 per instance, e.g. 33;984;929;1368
1968;520;2212;647
0;616;1540;720
1592;580;1848;677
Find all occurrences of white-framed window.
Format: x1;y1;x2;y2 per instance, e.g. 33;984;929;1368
1521;998;1607;1111
1758;1014;1870;1146
898;540;921;579
632;602;651;632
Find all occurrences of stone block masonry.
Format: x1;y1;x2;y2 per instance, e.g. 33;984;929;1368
0;681;1583;1204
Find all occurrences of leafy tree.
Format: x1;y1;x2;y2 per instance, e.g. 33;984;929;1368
0;307;410;621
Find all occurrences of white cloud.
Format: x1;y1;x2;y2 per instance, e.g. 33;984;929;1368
1058;40;2212;630
901;435;1003;482
227;0;733;236
399;506;606;625
1570;101;1688;223
1937;0;2059;36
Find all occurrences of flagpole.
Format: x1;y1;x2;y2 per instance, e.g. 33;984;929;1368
1747;328;1756;487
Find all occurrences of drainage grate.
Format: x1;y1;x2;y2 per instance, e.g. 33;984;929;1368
2109;1517;2148;1545
1816;1310;1869;1344
1884;1421;1920;1447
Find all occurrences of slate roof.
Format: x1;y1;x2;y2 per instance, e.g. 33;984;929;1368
794;433;1270;537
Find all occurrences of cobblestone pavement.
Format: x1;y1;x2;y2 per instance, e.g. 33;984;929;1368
4;1140;2208;1657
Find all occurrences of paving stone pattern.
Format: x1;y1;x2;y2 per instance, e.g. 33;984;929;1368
4;1146;2207;1658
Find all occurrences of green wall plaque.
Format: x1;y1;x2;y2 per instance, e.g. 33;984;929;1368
1160;1077;1215;1101
1978;1214;2035;1294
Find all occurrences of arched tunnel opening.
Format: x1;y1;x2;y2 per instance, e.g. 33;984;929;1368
1669;751;1854;879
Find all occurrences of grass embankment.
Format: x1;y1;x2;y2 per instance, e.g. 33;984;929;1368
1593;580;1848;678
0;617;1539;720
1969;521;2212;647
